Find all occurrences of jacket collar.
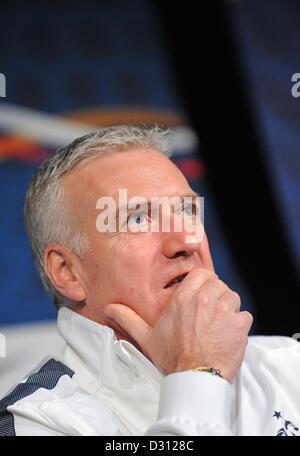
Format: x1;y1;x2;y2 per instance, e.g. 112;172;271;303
57;306;163;392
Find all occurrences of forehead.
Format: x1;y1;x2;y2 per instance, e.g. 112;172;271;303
64;148;191;201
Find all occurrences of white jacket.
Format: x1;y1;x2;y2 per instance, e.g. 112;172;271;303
0;307;299;436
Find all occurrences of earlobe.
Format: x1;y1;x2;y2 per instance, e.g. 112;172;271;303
64;279;86;301
44;244;87;302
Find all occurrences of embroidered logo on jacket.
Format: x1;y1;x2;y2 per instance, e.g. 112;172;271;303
273;411;299;436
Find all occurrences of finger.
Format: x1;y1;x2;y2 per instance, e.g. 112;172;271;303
235;310;254;333
193;278;229;303
189;279;229;319
217;289;241;313
175;267;218;297
104;303;151;356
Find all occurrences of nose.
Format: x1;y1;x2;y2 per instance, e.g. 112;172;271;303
161;213;203;259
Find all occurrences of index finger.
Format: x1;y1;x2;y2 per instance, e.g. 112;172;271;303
104;303;151;356
175;267;219;297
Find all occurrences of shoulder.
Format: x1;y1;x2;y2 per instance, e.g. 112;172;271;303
0;358;119;436
0;358;75;435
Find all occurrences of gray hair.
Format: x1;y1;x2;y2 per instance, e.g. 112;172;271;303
24;125;171;309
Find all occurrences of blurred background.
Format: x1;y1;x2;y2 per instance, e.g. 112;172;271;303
0;0;299;396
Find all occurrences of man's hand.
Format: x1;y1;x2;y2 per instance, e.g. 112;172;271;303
104;268;253;383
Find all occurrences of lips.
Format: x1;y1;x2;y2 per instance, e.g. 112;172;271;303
164;273;188;289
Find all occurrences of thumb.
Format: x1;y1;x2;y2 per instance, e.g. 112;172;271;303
104;304;151;356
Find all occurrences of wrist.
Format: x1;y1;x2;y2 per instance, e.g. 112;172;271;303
190;366;224;379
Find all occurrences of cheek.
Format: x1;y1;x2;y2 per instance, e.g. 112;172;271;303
85;236;163;319
93;237;150;289
114;242;159;310
111;236;151;275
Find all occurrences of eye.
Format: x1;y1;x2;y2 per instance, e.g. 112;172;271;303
182;203;198;217
127;210;149;231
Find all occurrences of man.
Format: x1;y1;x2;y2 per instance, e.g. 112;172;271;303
0;125;299;436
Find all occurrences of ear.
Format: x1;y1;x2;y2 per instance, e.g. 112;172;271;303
44;243;87;302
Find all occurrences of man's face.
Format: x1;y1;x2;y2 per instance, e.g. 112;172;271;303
63;148;214;340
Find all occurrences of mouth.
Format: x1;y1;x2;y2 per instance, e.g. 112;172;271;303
164;273;189;289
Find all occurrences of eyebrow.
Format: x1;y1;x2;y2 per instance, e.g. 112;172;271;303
114;192;201;221
104;192;202;232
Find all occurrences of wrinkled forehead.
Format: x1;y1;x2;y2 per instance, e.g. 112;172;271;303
63;148;191;207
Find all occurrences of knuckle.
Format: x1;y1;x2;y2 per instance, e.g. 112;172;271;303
200;292;210;306
219;281;230;294
195;289;210;306
190;267;218;280
222;289;241;306
231;291;241;304
224;288;239;299
236;311;253;330
189;267;203;276
244;311;254;325
209;278;229;294
217;299;230;313
204;278;224;292
216;279;227;288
